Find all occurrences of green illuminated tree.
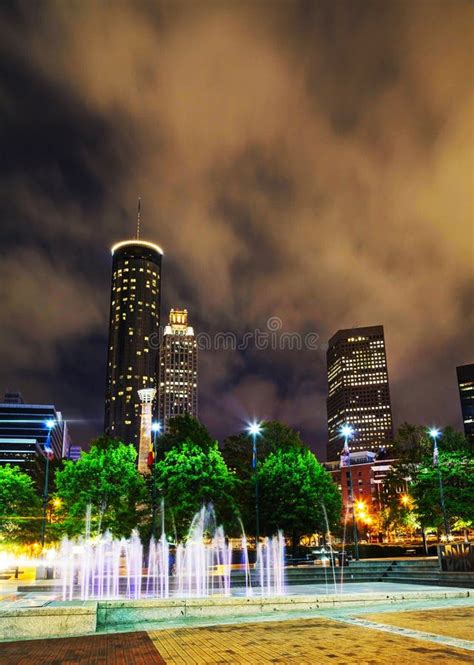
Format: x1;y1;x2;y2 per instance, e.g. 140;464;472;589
0;465;41;544
411;448;474;532
221;421;306;533
153;440;237;539
258;448;341;553
54;437;146;538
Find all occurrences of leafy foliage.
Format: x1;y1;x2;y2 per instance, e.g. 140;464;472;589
156;414;216;460
54;437;146;538
411;448;474;530
221;421;304;478
379;425;472;536
0;465;41;544
392;422;431;462
258;448;341;551
221;421;307;533
153;440;238;539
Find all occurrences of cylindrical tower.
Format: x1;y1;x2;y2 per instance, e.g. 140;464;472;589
104;239;162;450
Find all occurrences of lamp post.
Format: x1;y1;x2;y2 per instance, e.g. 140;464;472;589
340;424;359;560
151;421;162;539
429;427;450;538
40;419;56;548
247;422;263;546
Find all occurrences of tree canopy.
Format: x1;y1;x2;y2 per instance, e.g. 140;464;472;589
392;422;431;462
156;414;215;460
411;448;474;531
220;421;308;534
221;420;304;480
258;447;341;552
0;465;41;544
54;437;146;538
153;439;238;539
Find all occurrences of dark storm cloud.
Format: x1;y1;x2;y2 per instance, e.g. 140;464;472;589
0;0;472;455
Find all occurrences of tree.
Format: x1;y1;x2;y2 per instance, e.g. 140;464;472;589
221;420;304;480
221;421;306;534
0;465;41;544
258;448;341;554
411;448;474;532
156;414;215;460
437;426;471;453
153;440;237;539
54;437;146;538
393;422;431;462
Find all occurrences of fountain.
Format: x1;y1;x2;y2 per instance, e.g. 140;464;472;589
55;504;285;600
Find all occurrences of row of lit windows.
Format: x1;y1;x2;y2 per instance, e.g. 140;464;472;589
114;266;160;276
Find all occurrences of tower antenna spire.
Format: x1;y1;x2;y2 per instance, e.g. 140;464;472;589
136;197;141;240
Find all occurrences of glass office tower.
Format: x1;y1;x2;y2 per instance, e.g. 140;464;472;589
326;325;394;461
456;363;474;446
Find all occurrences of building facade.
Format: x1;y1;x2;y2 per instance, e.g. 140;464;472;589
158;309;198;429
456;363;474;445
104;240;162;449
0;392;69;482
325;452;405;541
326;325;394;461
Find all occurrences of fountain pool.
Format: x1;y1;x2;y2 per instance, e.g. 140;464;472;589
55;505;285;601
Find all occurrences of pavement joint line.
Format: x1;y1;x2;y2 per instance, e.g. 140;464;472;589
331;615;474;652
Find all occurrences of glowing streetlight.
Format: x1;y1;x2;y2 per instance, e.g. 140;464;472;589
248;422;262;438
340;424;354;440
247;421;263;545
40;419;56;548
428;426;450;537
339;423;359;560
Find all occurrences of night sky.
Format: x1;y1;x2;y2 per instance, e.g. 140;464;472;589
0;1;472;460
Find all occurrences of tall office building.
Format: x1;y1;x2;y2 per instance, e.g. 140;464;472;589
104;238;162;449
326;325;394;461
158;309;198;429
456;363;474;445
0;391;70;482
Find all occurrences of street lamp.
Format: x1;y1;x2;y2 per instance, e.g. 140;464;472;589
150;421;162;539
247;421;263;545
428;427;450;538
400;494;411;507
339;423;359;560
40;419;56;548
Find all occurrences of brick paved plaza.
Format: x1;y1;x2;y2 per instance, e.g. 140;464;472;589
0;604;473;664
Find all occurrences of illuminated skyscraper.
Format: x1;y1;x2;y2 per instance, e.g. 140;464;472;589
456;363;474;446
326;325;394;461
104;239;162;448
158;309;198;429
